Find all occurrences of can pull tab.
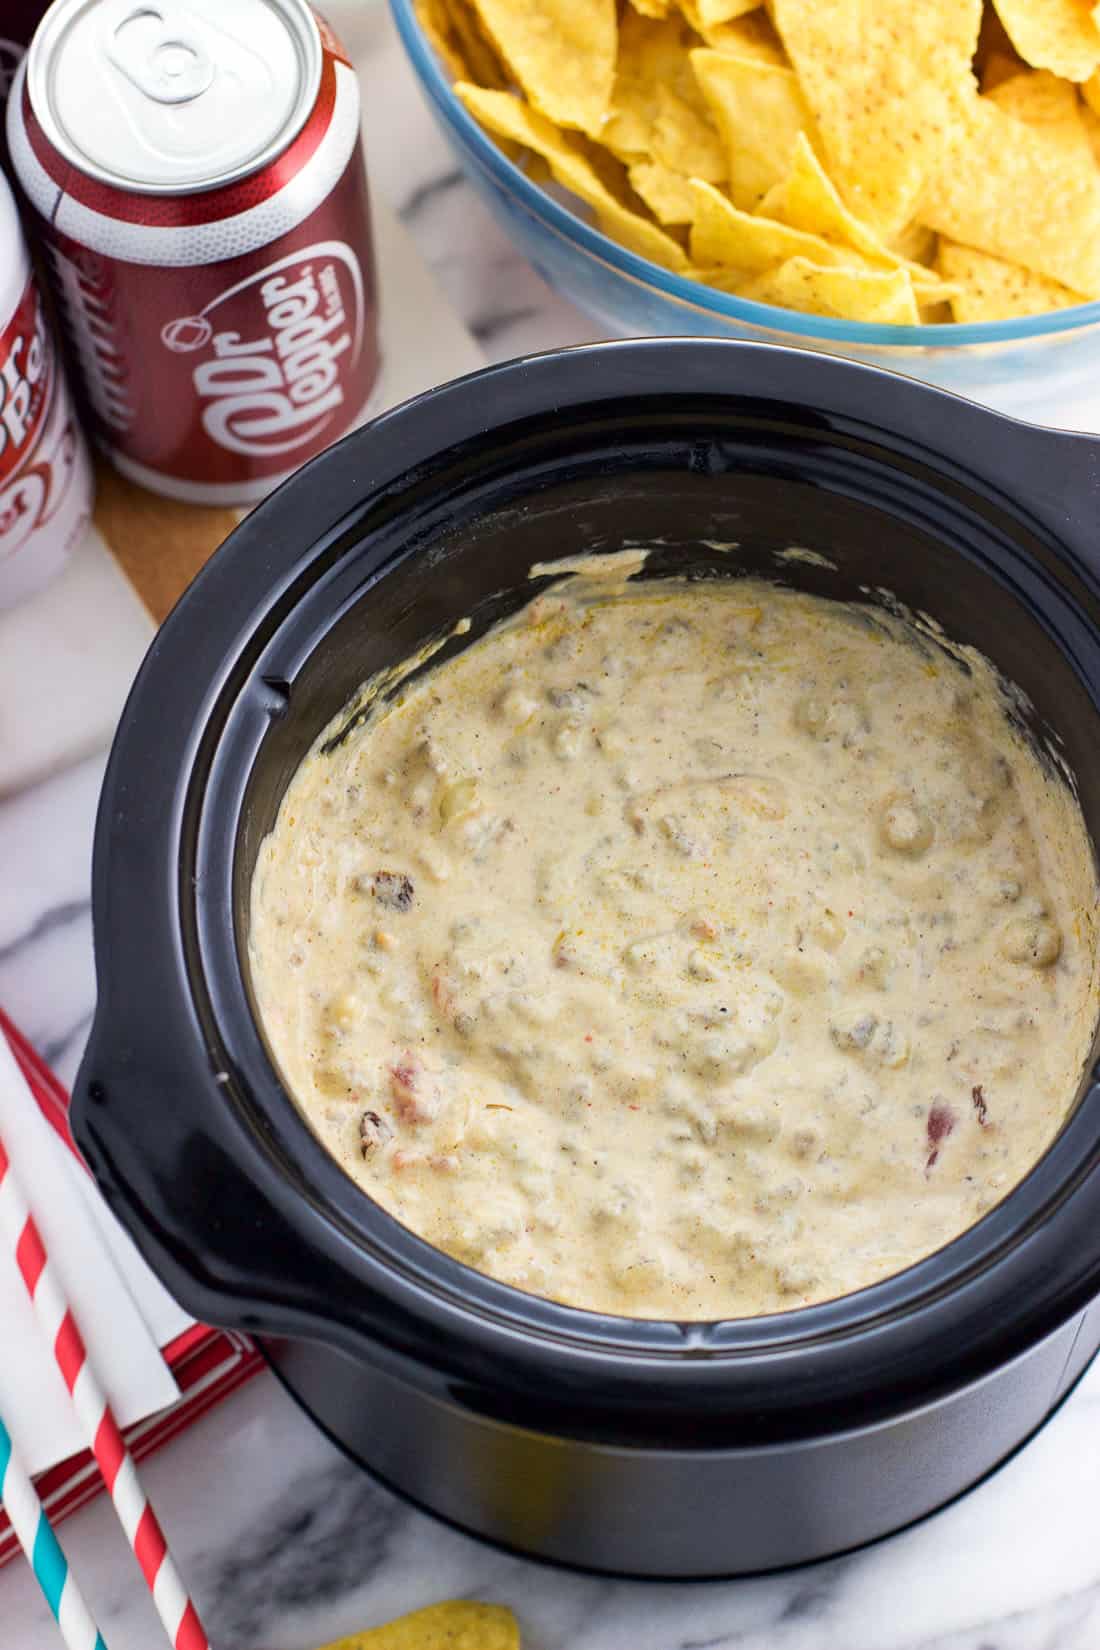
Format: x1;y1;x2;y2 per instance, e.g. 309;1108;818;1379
103;3;216;105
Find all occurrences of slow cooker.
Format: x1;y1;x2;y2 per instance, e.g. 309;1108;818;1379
74;339;1100;1577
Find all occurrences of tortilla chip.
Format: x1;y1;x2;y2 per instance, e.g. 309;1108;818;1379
694;0;762;24
991;0;1100;82
689;177;852;269
691;49;817;206
975;4;1025;87
1081;99;1100;160
937;239;1089;319
456;84;691;269
738;258;920;323
887;222;938;265
652;83;726;179
468;0;617;136
682;6;787;61
918;94;1100;294
436;0;511;87
415;0;477;83
629;0;671;14
771;0;983;236
909;274;961;307
629;159;697;221
981;49;1027;90
603;11;700;158
322;1601;520;1650
757;131;897;261
756;132;955;300
987;68;1095;164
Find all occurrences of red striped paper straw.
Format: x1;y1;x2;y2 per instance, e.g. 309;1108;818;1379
0;1135;211;1650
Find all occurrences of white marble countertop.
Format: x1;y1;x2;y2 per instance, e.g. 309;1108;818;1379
4;5;1100;1647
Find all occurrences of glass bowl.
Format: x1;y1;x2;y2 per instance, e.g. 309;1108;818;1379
389;0;1100;426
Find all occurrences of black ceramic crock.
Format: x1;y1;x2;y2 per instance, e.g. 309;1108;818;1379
75;339;1100;1577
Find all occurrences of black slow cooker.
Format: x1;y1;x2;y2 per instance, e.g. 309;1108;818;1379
74;339;1100;1577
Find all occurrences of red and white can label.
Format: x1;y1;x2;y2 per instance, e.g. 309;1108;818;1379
0;272;91;604
45;141;378;503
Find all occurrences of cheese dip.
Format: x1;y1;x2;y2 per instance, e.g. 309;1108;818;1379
249;569;1099;1319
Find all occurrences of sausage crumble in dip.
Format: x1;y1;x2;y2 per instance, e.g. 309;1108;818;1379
248;561;1099;1319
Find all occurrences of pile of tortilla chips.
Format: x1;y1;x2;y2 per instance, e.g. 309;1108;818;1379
415;0;1100;325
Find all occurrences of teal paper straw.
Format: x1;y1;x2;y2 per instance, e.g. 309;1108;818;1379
0;1410;107;1650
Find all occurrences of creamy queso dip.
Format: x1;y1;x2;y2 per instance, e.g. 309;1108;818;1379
249;566;1099;1319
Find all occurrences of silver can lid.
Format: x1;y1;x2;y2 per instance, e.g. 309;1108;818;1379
27;0;322;195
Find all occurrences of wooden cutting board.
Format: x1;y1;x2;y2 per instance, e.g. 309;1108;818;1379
92;460;240;626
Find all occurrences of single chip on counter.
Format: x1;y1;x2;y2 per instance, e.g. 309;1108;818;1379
991;0;1100;82
314;1602;521;1650
937;239;1089;319
771;0;983;235
467;0;617;136
691;49;817;206
456;83;691;269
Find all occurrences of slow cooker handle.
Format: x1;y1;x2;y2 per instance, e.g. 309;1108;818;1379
980;417;1100;587
74;991;381;1343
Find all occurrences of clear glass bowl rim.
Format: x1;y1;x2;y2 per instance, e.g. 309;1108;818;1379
390;0;1100;352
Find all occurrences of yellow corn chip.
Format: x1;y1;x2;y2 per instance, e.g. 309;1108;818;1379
975;4;1025;88
909;275;962;307
689;177;853;269
757;132;898;263
456;84;691;269
629;159;697;222
771;0;983;236
629;0;671;14
756;133;955;300
691;49;816;206
318;1601;520;1650
415;0;476;84
987;68;1094;164
991;0;1100;82
652;83;726;180
937;239;1089;320
695;0;762;25
888;222;938;265
918;95;1100;294
738;258;920;324
468;0;616;136
603;11;700;158
437;0;510;88
981;49;1026;90
1081;100;1100;161
681;6;787;61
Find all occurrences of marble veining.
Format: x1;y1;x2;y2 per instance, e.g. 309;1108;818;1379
2;4;1100;1646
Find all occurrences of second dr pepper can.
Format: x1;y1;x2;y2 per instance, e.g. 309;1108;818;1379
7;0;380;505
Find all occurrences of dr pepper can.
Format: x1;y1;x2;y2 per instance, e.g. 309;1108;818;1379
8;0;380;505
0;168;93;609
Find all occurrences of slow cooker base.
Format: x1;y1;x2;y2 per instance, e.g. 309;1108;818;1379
260;1297;1100;1577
